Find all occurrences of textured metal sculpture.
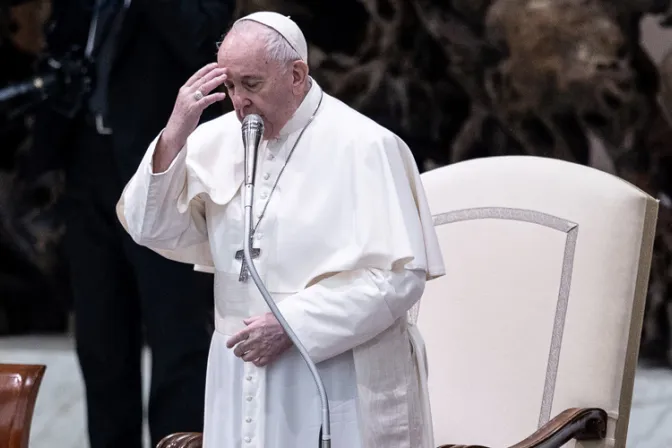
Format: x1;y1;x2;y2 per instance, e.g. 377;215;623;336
6;0;672;355
234;0;672;364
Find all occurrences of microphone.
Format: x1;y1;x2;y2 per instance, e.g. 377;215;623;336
240;115;331;448
241;114;264;197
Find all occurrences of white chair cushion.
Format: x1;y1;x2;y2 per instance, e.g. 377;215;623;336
418;156;658;447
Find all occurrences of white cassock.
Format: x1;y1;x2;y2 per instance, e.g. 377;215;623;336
117;79;445;448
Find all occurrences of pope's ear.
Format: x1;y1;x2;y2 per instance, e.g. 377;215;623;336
291;60;309;91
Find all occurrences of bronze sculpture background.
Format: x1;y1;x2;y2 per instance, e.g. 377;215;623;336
232;0;672;364
4;0;672;364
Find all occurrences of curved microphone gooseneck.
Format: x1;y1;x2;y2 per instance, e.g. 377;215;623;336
240;114;331;448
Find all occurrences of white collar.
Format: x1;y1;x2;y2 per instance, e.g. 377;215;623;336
276;78;323;137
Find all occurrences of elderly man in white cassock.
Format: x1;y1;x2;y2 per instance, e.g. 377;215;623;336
117;10;445;448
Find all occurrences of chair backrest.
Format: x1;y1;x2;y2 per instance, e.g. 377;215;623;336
417;156;658;448
0;364;46;448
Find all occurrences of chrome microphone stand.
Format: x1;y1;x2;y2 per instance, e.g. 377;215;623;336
241;115;331;448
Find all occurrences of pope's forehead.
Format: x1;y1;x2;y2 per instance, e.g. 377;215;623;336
217;30;269;67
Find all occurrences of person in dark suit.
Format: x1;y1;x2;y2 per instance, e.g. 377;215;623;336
25;1;236;447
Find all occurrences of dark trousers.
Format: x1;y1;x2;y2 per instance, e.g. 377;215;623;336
62;121;214;448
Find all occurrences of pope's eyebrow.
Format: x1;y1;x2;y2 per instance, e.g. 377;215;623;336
224;74;262;84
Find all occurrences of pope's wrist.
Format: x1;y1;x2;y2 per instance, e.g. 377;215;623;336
158;129;184;155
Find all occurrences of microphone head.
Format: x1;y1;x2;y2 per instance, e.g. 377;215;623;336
241;114;265;140
242;113;264;126
242;114;264;186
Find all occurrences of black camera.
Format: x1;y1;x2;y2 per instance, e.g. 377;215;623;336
0;46;95;119
0;0;101;120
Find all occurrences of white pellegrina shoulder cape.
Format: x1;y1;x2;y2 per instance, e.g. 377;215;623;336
117;88;445;287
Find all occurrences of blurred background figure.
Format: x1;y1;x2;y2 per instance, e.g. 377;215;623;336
2;0;235;447
0;0;66;336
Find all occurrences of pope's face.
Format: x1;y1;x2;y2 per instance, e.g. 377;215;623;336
217;28;302;139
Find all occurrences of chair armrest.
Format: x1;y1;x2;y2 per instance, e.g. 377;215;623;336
156;432;203;448
438;407;608;448
155;407;607;448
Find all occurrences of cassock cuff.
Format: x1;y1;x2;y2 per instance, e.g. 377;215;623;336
147;130;188;177
145;153;187;212
275;268;423;364
132;134;190;239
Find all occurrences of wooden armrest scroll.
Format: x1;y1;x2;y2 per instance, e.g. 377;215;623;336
438;407;607;448
156;432;203;448
155;407;606;448
0;363;47;448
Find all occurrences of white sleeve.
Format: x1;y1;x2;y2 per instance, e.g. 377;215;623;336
121;142;208;250
275;268;425;364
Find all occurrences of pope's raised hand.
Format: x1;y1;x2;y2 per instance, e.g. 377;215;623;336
162;63;228;151
226;313;293;368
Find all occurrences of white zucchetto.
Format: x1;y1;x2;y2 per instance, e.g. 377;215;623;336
234;11;308;62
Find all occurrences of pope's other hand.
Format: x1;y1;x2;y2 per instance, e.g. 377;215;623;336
226;313;293;367
162;62;228;151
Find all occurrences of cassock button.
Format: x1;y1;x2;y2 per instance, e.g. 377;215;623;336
246;417;252;423
246;396;253;401
244;436;251;443
260;192;268;199
263;173;270;180
267;154;274;160
246;375;252;381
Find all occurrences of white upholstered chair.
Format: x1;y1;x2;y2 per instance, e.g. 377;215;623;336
417;155;659;448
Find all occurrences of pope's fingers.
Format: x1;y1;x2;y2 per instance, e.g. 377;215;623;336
192;67;226;92
242;349;261;362
196;92;227;109
226;328;249;349
197;74;227;97
232;339;250;357
184;62;218;88
233;341;246;358
253;356;271;367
